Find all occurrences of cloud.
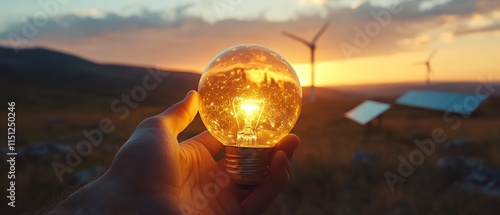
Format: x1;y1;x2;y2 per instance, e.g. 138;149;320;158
440;31;455;42
74;8;107;19
455;22;500;36
0;0;499;69
0;6;191;40
397;34;431;48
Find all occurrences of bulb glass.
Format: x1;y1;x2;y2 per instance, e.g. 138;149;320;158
198;44;302;148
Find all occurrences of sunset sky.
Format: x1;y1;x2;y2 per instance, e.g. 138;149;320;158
1;0;499;86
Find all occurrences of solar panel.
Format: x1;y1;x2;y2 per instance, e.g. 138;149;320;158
396;90;488;115
345;100;391;125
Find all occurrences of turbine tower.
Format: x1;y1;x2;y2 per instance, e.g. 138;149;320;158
283;20;331;103
415;50;437;89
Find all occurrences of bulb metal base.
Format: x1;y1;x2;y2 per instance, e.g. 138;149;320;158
225;146;272;189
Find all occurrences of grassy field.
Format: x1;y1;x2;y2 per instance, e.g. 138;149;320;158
265;96;500;215
1;87;500;215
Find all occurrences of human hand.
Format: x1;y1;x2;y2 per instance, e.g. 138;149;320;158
50;90;300;215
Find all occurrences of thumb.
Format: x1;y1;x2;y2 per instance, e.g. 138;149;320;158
157;90;199;136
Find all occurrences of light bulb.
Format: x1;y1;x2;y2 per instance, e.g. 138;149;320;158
198;44;302;188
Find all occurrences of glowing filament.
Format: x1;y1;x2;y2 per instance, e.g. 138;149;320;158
232;98;265;146
241;100;261;116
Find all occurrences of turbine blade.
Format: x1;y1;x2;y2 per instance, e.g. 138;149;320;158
427;49;437;61
312;20;332;43
282;32;310;46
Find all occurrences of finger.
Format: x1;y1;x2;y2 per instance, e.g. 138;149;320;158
242;150;290;215
187;131;224;157
272;134;300;159
157;90;199;136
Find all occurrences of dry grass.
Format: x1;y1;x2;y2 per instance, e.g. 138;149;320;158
264;97;500;215
1;93;500;215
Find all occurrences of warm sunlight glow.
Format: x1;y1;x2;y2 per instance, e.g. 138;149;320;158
4;0;499;88
292;35;500;87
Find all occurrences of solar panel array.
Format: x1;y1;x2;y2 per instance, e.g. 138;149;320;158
345;100;390;125
396;90;488;115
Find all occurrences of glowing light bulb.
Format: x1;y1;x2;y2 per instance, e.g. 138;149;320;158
198;44;302;187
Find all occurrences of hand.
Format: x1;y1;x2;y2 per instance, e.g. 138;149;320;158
50;90;300;215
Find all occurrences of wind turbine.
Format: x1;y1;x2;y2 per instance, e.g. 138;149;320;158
415;50;437;89
283;20;331;103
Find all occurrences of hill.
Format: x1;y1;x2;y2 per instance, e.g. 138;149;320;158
0;46;200;110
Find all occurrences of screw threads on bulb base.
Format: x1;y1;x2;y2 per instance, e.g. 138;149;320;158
225;146;272;189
